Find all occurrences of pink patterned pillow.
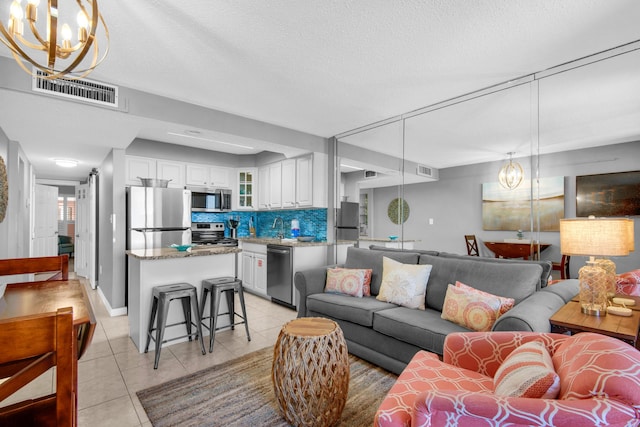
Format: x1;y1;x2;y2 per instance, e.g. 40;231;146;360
441;284;510;331
455;281;515;316
325;268;366;297
331;268;372;296
494;340;560;399
616;269;640;285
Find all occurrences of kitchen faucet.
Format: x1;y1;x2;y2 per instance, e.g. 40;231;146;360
272;217;284;239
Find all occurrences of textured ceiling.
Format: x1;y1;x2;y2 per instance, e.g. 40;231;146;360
1;0;640;180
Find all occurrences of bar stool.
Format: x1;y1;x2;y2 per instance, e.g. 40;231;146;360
145;283;206;369
199;276;251;352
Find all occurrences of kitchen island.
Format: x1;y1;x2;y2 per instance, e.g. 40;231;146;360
126;246;242;353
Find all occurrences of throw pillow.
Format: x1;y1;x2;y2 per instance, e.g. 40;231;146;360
331;268;373;296
325;268;366;297
493;340;560;399
455;281;515;316
441;284;507;331
376;257;432;310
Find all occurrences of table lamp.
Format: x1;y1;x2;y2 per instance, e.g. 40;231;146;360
560;217;634;316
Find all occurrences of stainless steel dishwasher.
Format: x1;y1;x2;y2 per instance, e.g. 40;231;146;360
267;244;294;308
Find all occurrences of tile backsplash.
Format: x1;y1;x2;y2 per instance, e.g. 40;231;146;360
192;209;327;241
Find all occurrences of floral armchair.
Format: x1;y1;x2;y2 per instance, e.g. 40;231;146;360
375;331;640;427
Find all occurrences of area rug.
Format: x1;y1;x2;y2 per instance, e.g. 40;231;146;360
137;346;397;427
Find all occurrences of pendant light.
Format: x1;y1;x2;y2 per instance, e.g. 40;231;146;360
498;152;524;190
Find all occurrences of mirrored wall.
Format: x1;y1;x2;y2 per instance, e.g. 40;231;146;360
332;42;640;262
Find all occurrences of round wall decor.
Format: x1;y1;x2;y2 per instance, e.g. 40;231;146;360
0;156;7;223
387;198;409;224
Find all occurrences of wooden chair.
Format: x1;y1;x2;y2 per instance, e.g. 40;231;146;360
464;235;479;256
0;307;77;427
0;255;69;282
552;255;571;280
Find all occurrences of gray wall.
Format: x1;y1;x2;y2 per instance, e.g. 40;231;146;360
372;141;640;277
97;149;127;311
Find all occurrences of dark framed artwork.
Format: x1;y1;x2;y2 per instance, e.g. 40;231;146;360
576;171;640;217
482;176;564;231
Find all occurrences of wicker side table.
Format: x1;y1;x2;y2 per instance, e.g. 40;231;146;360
272;317;349;427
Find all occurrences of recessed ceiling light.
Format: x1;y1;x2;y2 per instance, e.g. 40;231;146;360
53;159;78;168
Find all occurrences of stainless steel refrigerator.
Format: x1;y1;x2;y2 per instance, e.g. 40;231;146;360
126;187;192;250
336;201;359;241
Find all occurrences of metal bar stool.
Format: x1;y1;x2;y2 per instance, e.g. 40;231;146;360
145;283;206;369
199;276;251;352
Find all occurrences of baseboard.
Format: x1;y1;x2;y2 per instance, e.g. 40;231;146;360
97;286;128;317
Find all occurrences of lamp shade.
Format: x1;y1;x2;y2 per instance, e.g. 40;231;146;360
559;217;634;257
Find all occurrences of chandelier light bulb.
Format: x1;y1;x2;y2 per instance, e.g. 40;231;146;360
77;10;88;28
10;1;23;19
61;23;72;40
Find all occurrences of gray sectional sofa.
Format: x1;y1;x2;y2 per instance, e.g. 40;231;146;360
294;246;579;374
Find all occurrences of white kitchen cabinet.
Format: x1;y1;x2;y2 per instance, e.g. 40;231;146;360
268;162;282;208
258;162;283;209
241;243;268;297
186;164;231;188
236;169;256;210
125;156;156;186
295;155;313;207
156;160;185;188
258;166;270;209
281;159;296;208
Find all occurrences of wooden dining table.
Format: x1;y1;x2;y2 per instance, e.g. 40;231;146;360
0;279;96;359
483;241;551;260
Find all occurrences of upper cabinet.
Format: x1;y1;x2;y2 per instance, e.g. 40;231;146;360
125;156;156;186
257;153;327;210
156;160;185;188
237;169;256;210
185;164;231;188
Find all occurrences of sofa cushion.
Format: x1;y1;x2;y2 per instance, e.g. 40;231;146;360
493;340;560;399
441;283;513;332
419;254;542;311
456;281;515;316
324;268;366;297
438;251;552;289
306;293;396;327
376;257;432;309
344;247;419;296
373;306;469;354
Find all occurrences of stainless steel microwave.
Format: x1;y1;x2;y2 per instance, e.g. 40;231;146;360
191;188;232;212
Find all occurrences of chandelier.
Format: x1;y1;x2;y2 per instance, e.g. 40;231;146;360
498;152;524;190
0;0;109;80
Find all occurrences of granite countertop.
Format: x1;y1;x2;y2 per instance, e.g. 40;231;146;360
240;237;330;247
126;246;242;260
359;237;420;242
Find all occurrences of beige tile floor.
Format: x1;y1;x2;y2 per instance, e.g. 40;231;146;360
1;274;298;427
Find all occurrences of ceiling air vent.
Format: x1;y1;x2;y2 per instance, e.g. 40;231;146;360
364;170;378;179
417;164;438;179
32;70;119;108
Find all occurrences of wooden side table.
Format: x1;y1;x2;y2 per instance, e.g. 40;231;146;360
550;300;640;349
272;317;350;427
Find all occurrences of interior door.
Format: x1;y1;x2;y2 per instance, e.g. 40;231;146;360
75;182;96;286
33;184;58;257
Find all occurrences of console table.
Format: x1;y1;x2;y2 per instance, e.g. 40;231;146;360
483;241;551;260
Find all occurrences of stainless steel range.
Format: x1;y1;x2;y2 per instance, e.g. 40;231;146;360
191;222;238;246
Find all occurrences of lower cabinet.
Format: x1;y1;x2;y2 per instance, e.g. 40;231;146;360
241;244;268;297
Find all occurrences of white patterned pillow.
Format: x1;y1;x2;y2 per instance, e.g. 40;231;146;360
494;340;560;399
325;268;366;297
376;257;432;310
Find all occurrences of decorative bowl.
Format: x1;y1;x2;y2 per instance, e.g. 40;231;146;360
297;236;315;242
170;244;194;252
388;235;398;241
